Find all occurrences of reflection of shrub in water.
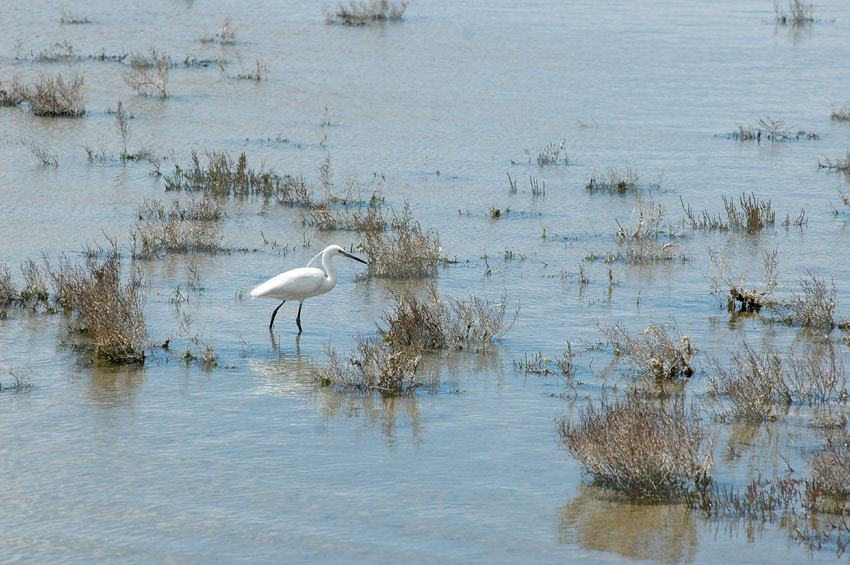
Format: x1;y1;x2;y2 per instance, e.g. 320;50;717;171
557;485;698;563
557;396;711;502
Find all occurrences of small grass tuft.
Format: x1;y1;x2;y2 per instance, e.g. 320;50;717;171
830;105;850;121
325;0;409;25
535;140;568;165
774;0;815;25
729;116;818;142
586;166;640;194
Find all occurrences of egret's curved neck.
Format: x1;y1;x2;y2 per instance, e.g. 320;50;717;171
322;252;339;287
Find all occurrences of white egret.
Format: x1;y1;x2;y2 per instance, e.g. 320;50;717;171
250;244;367;333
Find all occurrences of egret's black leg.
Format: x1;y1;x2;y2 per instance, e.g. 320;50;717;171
270;301;285;331
295;302;304;333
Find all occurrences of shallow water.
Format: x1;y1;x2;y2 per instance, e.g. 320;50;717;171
2;0;850;562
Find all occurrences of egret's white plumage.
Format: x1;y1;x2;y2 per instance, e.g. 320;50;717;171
250;244;366;332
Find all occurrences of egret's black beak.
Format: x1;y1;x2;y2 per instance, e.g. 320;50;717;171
341;250;368;264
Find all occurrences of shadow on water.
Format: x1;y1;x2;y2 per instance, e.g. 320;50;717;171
557;485;698;564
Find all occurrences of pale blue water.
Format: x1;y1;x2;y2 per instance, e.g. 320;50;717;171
1;0;850;562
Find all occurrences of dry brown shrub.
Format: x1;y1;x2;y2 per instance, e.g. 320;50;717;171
123;49;169;98
131;195;224;259
598;319;695;386
356;202;443;279
707;248;779;312
316;288;515;394
49;244;147;364
19;73;85;117
705;342;848;423
557;396;712;501
808;438;850;500
788;271;842;331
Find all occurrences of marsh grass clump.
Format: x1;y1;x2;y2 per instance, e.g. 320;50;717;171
318;336;430;395
379;286;515;352
729;116;818;142
705;343;788;422
131;195;224;259
775;0;815;25
165;150;315;205
316;288;515;394
123;49;169;98
325;0;409;25
49;244;147;364
818;152;850;173
19;258;51;307
708;248;779;312
356;202;444;279
598;319;696;386
586;166;640;194
683;193;775;233
33;40;79;63
534;140;568;166
603;191;681;263
0;78;25;107
831;105;850;121
201;17;237;44
557;396;712;502
0;264;16;306
18;73;85;117
513;351;552;375
60;8;90;24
